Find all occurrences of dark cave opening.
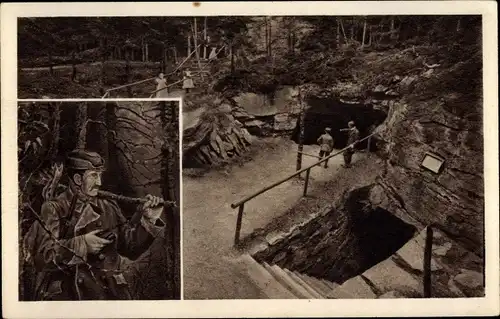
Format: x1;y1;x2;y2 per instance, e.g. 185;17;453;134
291;96;387;151
325;207;417;283
255;186;417;285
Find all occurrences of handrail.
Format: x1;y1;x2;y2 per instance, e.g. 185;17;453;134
101;44;203;98
148;78;185;97
231;132;376;209
147;44;227;97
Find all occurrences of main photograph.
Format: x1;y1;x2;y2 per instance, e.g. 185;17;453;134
18;99;181;301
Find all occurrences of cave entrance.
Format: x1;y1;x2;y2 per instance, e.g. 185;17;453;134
291;96;387;151
254;198;417;284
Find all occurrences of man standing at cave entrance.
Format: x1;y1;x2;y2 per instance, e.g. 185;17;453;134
24;149;165;300
317;127;334;168
341;121;360;168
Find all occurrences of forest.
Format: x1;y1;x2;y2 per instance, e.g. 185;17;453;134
18;100;180;300
18;16;480;98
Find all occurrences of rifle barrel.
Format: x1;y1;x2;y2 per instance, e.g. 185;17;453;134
97;190;165;205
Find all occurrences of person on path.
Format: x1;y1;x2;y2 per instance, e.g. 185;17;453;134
23;150;165;300
341;121;360;168
182;70;195;94
317;127;334;168
208;47;218;60
154;72;168;97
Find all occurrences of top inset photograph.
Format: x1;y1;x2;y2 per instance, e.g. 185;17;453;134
19;16;251;99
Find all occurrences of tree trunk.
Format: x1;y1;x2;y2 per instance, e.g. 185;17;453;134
159;101;181;300
100;38;106;87
125;55;132;97
71;51;77;82
339;18;348;44
48;50;54;76
287;18;292;52
192;18;204;81
173;46;178;64
268;17;272;56
368;26;372;46
141;38;145;62
336;18;340;48
104;101;121;193
203;16;208;59
350;18;354;40
264;17;268;55
230;44;235;74
456;18;461;32
76;102;88;150
361;18;367;48
296;87;305;172
145;42;149;62
187;34;191;56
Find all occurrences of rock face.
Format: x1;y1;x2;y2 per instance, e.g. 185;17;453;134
374;59;484;258
183;104;253;167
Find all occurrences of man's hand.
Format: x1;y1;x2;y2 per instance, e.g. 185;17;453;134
142;194;163;220
84;229;112;254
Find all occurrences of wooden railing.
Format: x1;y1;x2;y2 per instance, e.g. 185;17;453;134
101;44;203;98
148;45;226;97
230;132;376;247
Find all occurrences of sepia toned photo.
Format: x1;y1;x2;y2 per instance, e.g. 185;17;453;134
17;100;181;301
2;1;498;318
180;15;486;300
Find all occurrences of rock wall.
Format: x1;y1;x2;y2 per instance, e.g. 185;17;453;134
373;59;484;257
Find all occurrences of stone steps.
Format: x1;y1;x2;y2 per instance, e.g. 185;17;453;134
240;254;340;299
237;254;297;299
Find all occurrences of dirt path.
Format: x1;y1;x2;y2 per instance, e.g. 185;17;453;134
182;136;369;299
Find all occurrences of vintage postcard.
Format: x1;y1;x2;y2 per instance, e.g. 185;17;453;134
2;1;499;318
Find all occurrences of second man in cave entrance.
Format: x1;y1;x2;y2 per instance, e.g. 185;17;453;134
317;127;334;168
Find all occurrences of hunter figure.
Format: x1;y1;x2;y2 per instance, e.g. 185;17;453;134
317;127;334;168
24;150;165;300
341;121;360;168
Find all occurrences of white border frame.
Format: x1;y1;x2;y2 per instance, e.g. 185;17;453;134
2;1;499;318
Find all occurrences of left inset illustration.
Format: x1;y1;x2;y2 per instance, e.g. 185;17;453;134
17;100;181;300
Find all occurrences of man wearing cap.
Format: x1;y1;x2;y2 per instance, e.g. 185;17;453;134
317;127;334;168
27;150;165;300
340;121;360;168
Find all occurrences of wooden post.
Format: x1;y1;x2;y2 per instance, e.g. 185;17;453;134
173;47;178;64
361;17;367;48
234;204;244;247
423;226;433;297
296;87;305;172
203;16;208;59
303;168;311;197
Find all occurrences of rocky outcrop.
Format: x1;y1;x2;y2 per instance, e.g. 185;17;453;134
372;59;484;257
183;103;253;167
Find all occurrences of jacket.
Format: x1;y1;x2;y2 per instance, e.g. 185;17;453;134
317;133;334;152
26;187;165;300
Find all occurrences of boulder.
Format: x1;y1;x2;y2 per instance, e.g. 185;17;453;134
273;113;298;131
422;68;435;78
362;259;421;295
452;269;484;297
373;84;389;93
399;75;417;88
327;276;377;299
394;227;443;272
